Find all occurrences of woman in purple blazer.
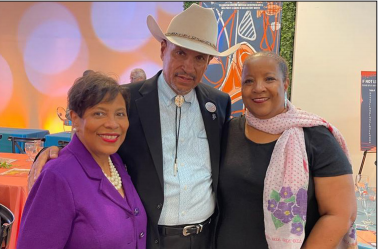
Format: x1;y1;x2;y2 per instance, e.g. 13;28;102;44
17;72;147;249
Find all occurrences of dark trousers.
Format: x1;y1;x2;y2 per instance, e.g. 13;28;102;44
158;226;211;249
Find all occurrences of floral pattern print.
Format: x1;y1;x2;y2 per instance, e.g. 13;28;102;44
267;186;307;235
296;188;307;207
291;222;304;236
268;199;278;212
349;226;356;239
273;202;294;223
280;187;293;199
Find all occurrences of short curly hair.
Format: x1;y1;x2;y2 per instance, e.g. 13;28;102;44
68;72;130;118
243;51;289;81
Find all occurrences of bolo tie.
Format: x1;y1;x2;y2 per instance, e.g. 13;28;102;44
174;95;184;176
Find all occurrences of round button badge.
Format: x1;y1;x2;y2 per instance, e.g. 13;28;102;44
205;102;216;113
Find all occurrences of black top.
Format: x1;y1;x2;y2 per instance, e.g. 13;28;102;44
216;116;352;249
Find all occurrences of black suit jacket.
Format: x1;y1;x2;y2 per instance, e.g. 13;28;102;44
118;71;231;249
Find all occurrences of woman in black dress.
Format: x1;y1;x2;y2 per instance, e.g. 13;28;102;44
216;52;357;249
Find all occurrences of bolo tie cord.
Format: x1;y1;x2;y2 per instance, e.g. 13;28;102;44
174;104;181;176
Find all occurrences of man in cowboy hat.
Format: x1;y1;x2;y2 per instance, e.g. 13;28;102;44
28;4;240;249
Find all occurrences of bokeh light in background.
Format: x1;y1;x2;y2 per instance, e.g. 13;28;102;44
23;21;82;74
92;2;157;52
0;55;13;114
18;2;88;97
0;2;183;132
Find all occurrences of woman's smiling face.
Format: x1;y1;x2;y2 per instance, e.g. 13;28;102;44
71;93;129;161
241;55;289;119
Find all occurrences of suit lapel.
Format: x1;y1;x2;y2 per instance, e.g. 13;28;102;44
98;178;133;214
67;136;133;214
195;84;221;190
135;73;164;188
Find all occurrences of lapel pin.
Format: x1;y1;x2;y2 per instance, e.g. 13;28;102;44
212;113;217;120
205;102;216;113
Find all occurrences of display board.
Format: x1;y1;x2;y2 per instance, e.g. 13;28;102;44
360;71;376;152
201;2;283;116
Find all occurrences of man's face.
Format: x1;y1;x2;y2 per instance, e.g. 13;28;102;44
160;40;212;95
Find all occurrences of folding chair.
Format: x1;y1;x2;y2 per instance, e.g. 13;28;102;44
7;137;45;154
0;204;14;249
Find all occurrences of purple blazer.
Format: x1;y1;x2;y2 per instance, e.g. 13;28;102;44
17;135;147;249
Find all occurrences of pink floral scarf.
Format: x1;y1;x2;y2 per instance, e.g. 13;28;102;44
245;101;357;249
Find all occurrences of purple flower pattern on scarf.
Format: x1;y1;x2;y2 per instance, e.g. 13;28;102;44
349;228;355;239
280;187;293;199
291;222;304;236
273;202;294;223
296;188;307;207
267;199;278;212
292;204;306;221
268;187;308;236
293;188;307;220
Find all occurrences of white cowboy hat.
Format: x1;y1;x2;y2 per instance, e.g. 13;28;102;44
147;3;241;57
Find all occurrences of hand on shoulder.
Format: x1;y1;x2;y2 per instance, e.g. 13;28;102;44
27;146;61;193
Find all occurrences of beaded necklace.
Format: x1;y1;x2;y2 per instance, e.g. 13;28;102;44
102;157;122;190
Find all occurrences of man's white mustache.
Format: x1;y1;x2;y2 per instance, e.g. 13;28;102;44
175;72;195;80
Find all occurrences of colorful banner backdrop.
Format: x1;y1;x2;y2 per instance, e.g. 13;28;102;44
360;71;376;152
201;2;283;116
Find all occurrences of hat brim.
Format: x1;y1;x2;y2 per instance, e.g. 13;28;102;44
147;15;241;57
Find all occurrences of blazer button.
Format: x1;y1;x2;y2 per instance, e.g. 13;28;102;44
134;207;139;216
139;232;145;238
154;239;159;244
157;203;162;209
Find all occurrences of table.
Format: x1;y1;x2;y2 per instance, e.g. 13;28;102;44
0;153;31;249
356;192;376;249
44;132;72;147
356;188;376;248
358;230;376;249
0;127;50;153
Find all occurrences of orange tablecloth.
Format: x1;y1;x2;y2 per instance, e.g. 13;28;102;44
0;153;31;249
357;230;376;248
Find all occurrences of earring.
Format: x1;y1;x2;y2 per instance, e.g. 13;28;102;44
72;127;77;132
284;92;288;109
